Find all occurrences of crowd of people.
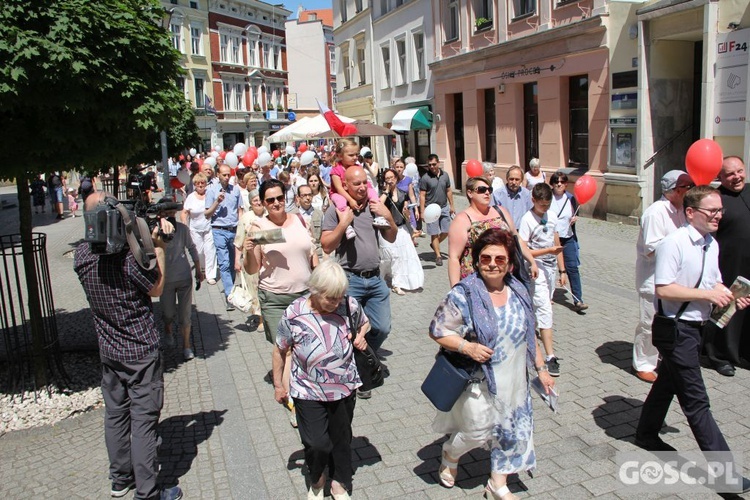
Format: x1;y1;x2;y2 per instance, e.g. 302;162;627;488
70;145;750;499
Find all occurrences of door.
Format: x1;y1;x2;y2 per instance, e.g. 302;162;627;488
453;93;464;190
523;82;538;171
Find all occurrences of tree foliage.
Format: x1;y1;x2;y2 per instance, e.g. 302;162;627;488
0;0;194;176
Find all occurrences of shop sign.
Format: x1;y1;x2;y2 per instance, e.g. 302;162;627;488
714;28;750;136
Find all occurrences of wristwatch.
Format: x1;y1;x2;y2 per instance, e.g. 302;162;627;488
559;270;566;274
535;365;549;373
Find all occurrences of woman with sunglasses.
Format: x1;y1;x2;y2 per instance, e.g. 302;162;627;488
244;178;319;427
447;176;538;287
429;228;555;499
550;171;587;312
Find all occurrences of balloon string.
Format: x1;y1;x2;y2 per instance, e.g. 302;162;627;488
573;205;581;218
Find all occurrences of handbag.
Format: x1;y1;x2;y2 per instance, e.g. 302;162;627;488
345;297;385;392
421;350;479;412
228;271;253;313
494;205;532;290
651;246;706;350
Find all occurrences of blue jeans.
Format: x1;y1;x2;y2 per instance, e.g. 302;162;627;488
212;228;236;297
346;273;391;353
561;236;582;303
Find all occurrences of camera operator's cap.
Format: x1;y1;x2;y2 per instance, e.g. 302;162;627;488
359;146;371;156
661;170;691;192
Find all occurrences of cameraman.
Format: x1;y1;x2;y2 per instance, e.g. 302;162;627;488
74;193;183;500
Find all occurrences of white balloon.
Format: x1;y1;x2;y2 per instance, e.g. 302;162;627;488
177;169;191;185
300;150;316;166
257;152;272;167
225;152;239;168
189;148;197;156
213;145;222;153
204;157;217;167
423;203;442;224
285;145;296;156
405;163;418;178
257;146;268;155
233;143;247;156
210;151;219;159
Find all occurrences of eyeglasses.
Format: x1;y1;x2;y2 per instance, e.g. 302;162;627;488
473;186;493;194
264;194;285;204
693;207;725;217
298;193;313;198
479;254;508;267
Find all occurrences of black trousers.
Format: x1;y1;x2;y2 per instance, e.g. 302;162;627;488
101;350;164;500
294;394;356;490
637;321;729;452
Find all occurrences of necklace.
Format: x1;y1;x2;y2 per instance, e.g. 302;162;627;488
489;287;506;295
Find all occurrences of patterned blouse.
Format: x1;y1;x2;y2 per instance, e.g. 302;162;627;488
277;295;367;401
458;207;511;279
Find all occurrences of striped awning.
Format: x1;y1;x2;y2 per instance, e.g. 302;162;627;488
390;107;432;131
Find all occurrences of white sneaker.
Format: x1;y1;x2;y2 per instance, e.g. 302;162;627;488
372;216;390;228
207;278;217;285
345;225;357;240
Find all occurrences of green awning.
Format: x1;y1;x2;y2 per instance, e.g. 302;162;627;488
391;106;432;131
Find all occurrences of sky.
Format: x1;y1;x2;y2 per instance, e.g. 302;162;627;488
287;1;333;18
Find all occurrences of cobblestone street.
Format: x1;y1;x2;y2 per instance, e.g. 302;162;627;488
1;186;749;499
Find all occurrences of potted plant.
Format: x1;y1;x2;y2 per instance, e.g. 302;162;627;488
276;104;284;111
475;17;492;31
253;103;261;112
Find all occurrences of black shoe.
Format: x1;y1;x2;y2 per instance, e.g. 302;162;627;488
714;363;735;377
225;298;235;312
160;486;183;500
546;357;560;377
111;480;135;497
357;389;372;399
741;476;750;493
634;435;676;452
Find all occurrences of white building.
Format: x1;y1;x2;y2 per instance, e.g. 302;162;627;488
371;0;435;166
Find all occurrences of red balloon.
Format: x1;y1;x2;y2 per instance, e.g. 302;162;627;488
196;157;204;166
573;175;597;205
218;150;227;160
686;139;723;185
298;143;308;153
465;159;483;178
248;146;257;157
243;151;257;166
170;178;184;189
272;150;281;158
178;154;185;161
231;168;237;176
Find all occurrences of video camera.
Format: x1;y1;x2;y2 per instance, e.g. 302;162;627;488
83;169;182;269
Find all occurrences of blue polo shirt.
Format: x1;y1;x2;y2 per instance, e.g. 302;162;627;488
493;186;532;227
205;182;242;227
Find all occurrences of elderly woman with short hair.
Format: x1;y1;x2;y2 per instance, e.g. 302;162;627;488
274;260;369;500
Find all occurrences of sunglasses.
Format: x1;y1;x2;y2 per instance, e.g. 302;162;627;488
693;207;725;217
676;183;695;190
473;186;493;194
264;194;285;204
428;162;439;166
479;254;508;266
539;217;549;233
552;181;567;185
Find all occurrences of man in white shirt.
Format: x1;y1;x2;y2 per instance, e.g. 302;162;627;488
632;170;693;383
636;186;750;489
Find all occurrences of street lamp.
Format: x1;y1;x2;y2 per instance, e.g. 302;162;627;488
244;114;251;144
161;7;175;196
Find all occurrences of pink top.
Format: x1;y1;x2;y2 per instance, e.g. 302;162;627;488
256;215;313;294
330;164;346;179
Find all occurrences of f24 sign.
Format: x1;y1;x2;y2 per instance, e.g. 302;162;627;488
718;40;749;54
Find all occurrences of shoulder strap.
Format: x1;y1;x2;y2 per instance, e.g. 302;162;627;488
658;245;707;319
556;197;570;218
494;205;508;225
295;212;307;228
114;203;156;271
344;296;359;343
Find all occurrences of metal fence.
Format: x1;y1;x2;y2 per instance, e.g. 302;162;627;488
0;233;68;399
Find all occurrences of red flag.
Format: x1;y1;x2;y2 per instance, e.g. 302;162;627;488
316;99;357;137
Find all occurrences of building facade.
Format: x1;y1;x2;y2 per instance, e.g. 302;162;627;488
208;0;292;150
162;0;215;152
371;0;436;166
333;0;376;143
286;9;336;119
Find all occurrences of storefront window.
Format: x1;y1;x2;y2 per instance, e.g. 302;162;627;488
484;88;496;163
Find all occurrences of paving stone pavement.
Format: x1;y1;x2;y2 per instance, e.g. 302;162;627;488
1;186;750;499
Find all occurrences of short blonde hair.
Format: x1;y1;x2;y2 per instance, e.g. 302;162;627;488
192;172;208;184
308;260;349;298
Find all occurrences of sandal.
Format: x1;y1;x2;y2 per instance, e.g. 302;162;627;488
438;452;459;488
484;479;517;500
